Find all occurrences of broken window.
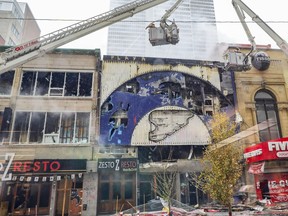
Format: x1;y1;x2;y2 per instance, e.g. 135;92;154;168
204;99;212;105
74;113;90;143
101;97;113;114
12;111;90;144
0;107;12;141
44;113;60;143
20;71;92;97
35;72;50;96
117;80;140;94
65;73;79;96
0;71;14;95
29;112;45;143
20;72;35;95
12;112;30;143
79;73;92;96
49;72;65;96
60;112;75;143
59;112;90;144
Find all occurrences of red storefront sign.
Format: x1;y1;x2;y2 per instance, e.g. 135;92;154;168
254;173;288;202
0;153;87;182
244;137;288;163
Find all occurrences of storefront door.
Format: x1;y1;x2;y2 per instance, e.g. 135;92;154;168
98;172;136;214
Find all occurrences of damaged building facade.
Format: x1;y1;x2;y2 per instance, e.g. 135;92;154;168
0;48;101;216
0;44;288;215
97;55;237;213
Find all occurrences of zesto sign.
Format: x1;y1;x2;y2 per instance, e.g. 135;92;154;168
244;137;288;163
98;158;138;172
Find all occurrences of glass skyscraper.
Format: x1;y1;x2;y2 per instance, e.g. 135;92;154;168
107;0;218;60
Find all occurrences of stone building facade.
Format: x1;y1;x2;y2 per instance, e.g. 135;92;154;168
0;48;101;216
232;45;288;201
0;45;288;215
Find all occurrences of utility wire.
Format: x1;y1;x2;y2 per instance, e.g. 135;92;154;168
1;17;288;23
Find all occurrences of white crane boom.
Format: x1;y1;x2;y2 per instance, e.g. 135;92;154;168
232;0;288;56
160;0;183;22
0;0;169;74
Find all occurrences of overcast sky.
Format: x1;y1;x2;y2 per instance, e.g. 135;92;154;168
21;0;288;56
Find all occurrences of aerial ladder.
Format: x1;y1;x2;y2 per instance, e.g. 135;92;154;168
146;0;183;46
0;0;169;75
224;0;288;71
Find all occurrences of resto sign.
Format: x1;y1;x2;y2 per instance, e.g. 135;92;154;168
98;158;138;172
0;153;87;181
244;137;288;163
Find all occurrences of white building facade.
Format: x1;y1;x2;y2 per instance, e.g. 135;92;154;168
107;0;218;60
0;0;40;46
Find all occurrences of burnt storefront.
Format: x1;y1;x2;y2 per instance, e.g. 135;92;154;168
97;158;138;214
98;55;236;211
0;153;86;216
244;137;288;203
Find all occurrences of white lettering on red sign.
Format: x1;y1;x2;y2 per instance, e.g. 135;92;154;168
244;149;262;159
256;179;288;189
268;141;288;152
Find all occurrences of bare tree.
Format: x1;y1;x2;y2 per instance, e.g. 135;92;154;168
151;163;177;215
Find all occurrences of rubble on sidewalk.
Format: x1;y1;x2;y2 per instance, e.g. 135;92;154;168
113;198;288;216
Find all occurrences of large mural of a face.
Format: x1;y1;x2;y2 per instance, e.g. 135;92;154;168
100;71;233;146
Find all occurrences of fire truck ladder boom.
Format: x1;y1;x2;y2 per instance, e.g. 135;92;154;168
160;0;182;22
0;0;168;74
232;0;288;56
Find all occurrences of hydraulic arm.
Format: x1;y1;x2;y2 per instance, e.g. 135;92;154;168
0;0;168;74
232;0;288;55
225;0;288;71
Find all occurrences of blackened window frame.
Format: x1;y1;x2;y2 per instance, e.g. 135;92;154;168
20;71;92;97
254;89;282;142
0;71;14;95
11;111;90;144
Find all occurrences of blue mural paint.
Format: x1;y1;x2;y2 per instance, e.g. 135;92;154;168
100;71;231;146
